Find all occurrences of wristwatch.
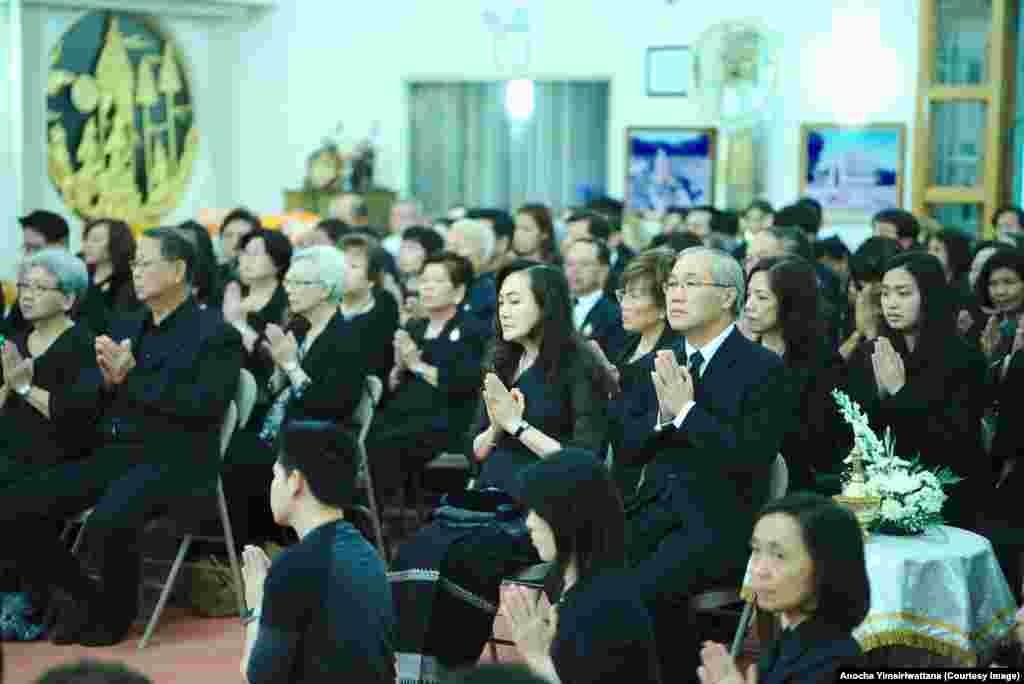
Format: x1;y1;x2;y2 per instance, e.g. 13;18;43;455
283;360;300;375
14;384;30;397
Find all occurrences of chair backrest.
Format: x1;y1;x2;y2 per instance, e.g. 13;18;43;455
769;453;788;501
352;376;382;472
219;400;239;461
235;368;258;430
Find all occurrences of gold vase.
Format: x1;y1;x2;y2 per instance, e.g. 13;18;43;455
833;494;881;540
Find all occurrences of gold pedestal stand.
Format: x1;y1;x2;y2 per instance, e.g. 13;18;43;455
833;446;880;540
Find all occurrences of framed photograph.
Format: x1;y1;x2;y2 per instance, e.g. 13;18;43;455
646;46;692;97
625;127;717;212
800;123;907;225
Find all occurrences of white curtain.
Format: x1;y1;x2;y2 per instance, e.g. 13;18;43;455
409;80;608;217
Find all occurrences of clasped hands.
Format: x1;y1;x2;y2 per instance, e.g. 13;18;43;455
393;329;421;371
482;373;525;434
95;336;135;387
262;324;299;369
1;342;32;394
697;641;758;684
870;336;905;397
502;584;558;672
651;350;694;419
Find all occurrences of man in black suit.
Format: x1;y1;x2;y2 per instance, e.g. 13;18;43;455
0;227;242;647
565;237;626;361
624;245;794;679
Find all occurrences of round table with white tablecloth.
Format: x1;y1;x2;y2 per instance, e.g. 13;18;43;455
741;525;1018;666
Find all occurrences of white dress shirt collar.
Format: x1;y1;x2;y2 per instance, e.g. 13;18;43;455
684;323;736;378
573;289;604;331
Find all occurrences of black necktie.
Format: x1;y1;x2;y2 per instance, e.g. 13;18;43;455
688;350;705;380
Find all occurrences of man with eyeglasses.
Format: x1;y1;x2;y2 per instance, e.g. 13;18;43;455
564;237;626;361
0;226;243;647
622;245;794;680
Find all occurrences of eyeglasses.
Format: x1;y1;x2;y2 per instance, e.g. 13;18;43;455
663;279;730;293
283;278;325;289
17;281;62;295
129;258;170;272
615;288;653;303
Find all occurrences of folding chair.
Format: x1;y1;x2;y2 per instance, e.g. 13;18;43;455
135;398;244;649
350;375;388;566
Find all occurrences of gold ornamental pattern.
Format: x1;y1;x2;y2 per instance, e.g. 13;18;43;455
47;13;197;226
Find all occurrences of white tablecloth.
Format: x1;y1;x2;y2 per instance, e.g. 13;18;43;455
742;526;1017;666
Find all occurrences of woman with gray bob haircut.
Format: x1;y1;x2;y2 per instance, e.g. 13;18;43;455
0;248;101;637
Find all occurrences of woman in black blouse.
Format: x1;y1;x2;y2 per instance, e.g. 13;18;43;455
843;251;988;529
223;245;370;546
504;449;662;684
698;493;867;684
77;218;139;335
745;257;848;493
0;248;98;481
975;247;1024;364
0;249;99;629
589;248;679;496
389;260;613;680
366;251;487;501
222;228;292;414
473;262;615;496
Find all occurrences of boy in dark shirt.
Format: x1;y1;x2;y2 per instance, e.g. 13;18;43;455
240;420;395;684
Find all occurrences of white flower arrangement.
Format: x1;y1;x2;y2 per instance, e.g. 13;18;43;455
832;389;961;534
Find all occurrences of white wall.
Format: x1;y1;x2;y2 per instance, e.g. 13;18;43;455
231;0;919;228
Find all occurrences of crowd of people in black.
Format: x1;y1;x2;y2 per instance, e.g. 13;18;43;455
0;195;1022;683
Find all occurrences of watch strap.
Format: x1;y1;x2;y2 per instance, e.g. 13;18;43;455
513;421;530;440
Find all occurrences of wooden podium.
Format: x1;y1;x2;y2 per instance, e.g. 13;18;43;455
283;188;397;229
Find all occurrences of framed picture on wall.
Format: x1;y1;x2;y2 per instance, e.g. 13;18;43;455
799;123;907;225
625;127;717;212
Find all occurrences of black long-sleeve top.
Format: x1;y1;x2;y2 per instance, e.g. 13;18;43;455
91;298;243;483
0;323;99;467
472;350;609;498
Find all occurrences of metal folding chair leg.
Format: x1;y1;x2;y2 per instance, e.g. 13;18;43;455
218;481;246;616
138;534;193;651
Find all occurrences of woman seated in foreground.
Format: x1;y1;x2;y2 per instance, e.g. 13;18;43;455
698;492;868;684
503;448;663;684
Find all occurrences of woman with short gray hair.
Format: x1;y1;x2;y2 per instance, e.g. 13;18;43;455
223;244;377;546
0;248;100;637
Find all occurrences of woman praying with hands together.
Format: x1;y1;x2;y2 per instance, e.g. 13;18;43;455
842;251;987;529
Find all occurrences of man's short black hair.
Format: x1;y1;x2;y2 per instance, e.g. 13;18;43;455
566;210;612;241
766;225;814;262
467;208;515;240
19;209;70;243
872;208;919;241
850;236;901;286
814;236;850;261
402;225;445;255
775;204;820;237
143;226;196;284
277;420;360;509
649;232;702;253
316;218;351;245
585;196;624;232
35;659;152;684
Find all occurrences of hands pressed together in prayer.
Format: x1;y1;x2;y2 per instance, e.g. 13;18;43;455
651;349;694;419
482;373;525;435
697;641;758;684
95;336;135;387
870;337;905;397
502;584;559;678
262;323;299;369
393;329;422;371
1;341;32;394
241;544;272;613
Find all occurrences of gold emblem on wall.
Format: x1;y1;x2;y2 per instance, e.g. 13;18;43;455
46;12;197;226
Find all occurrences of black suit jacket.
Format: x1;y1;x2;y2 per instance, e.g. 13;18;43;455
624;327;793;600
580;293;627;362
607;244;636;292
